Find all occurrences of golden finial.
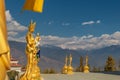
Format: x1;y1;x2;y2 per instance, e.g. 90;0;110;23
83;55;89;73
85;55;88;66
69;54;72;66
65;55;68;65
67;54;73;74
62;55;68;74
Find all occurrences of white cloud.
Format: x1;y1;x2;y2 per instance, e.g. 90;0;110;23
111;31;120;40
8;36;26;42
8;31;18;37
9;31;120;50
6;10;12;22
40;31;120;50
48;21;54;25
96;20;101;24
81;20;101;26
6;10;120;50
82;21;95;25
6;10;27;32
6;10;27;41
62;23;70;26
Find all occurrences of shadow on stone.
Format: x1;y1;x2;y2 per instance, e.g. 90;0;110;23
91;71;120;75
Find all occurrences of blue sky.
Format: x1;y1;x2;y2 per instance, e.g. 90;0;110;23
5;0;120;50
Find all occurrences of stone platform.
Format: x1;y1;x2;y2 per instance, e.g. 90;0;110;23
41;72;120;80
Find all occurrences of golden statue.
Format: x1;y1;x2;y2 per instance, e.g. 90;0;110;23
67;54;73;74
83;55;89;73
69;54;72;66
85;55;88;66
20;21;41;80
65;55;68;65
0;0;10;80
62;54;73;74
62;55;68;74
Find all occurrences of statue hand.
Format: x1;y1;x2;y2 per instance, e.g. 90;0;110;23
1;51;10;70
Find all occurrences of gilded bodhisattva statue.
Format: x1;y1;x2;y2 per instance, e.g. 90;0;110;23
20;21;41;80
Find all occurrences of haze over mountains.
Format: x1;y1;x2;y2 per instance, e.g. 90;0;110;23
9;41;120;72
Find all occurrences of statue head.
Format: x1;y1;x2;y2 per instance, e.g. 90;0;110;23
28;20;36;33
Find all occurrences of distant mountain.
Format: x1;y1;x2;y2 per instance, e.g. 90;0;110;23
8;41;120;72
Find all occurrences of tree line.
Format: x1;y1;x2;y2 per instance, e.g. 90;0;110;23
75;56;120;72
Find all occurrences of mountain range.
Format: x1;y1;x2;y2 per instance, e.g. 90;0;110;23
9;41;120;72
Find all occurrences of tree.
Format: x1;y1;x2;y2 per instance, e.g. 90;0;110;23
104;56;116;71
43;69;49;74
92;66;98;72
76;56;84;72
79;56;84;72
43;68;56;74
97;67;101;72
92;66;101;72
88;64;91;71
75;67;80;72
49;68;56;74
118;60;120;71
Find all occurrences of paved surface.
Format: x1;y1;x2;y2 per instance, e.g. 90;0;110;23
41;72;120;80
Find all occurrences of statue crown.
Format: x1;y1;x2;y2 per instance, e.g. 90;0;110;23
29;20;36;31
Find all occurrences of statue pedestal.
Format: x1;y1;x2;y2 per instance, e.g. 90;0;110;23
20;66;42;80
67;66;73;74
62;65;68;74
31;66;41;80
83;65;89;73
20;63;42;80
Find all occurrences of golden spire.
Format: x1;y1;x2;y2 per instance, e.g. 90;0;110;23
69;54;72;66
67;54;73;74
83;55;89;73
62;55;68;74
85;55;88;66
65;55;68;65
62;54;74;74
